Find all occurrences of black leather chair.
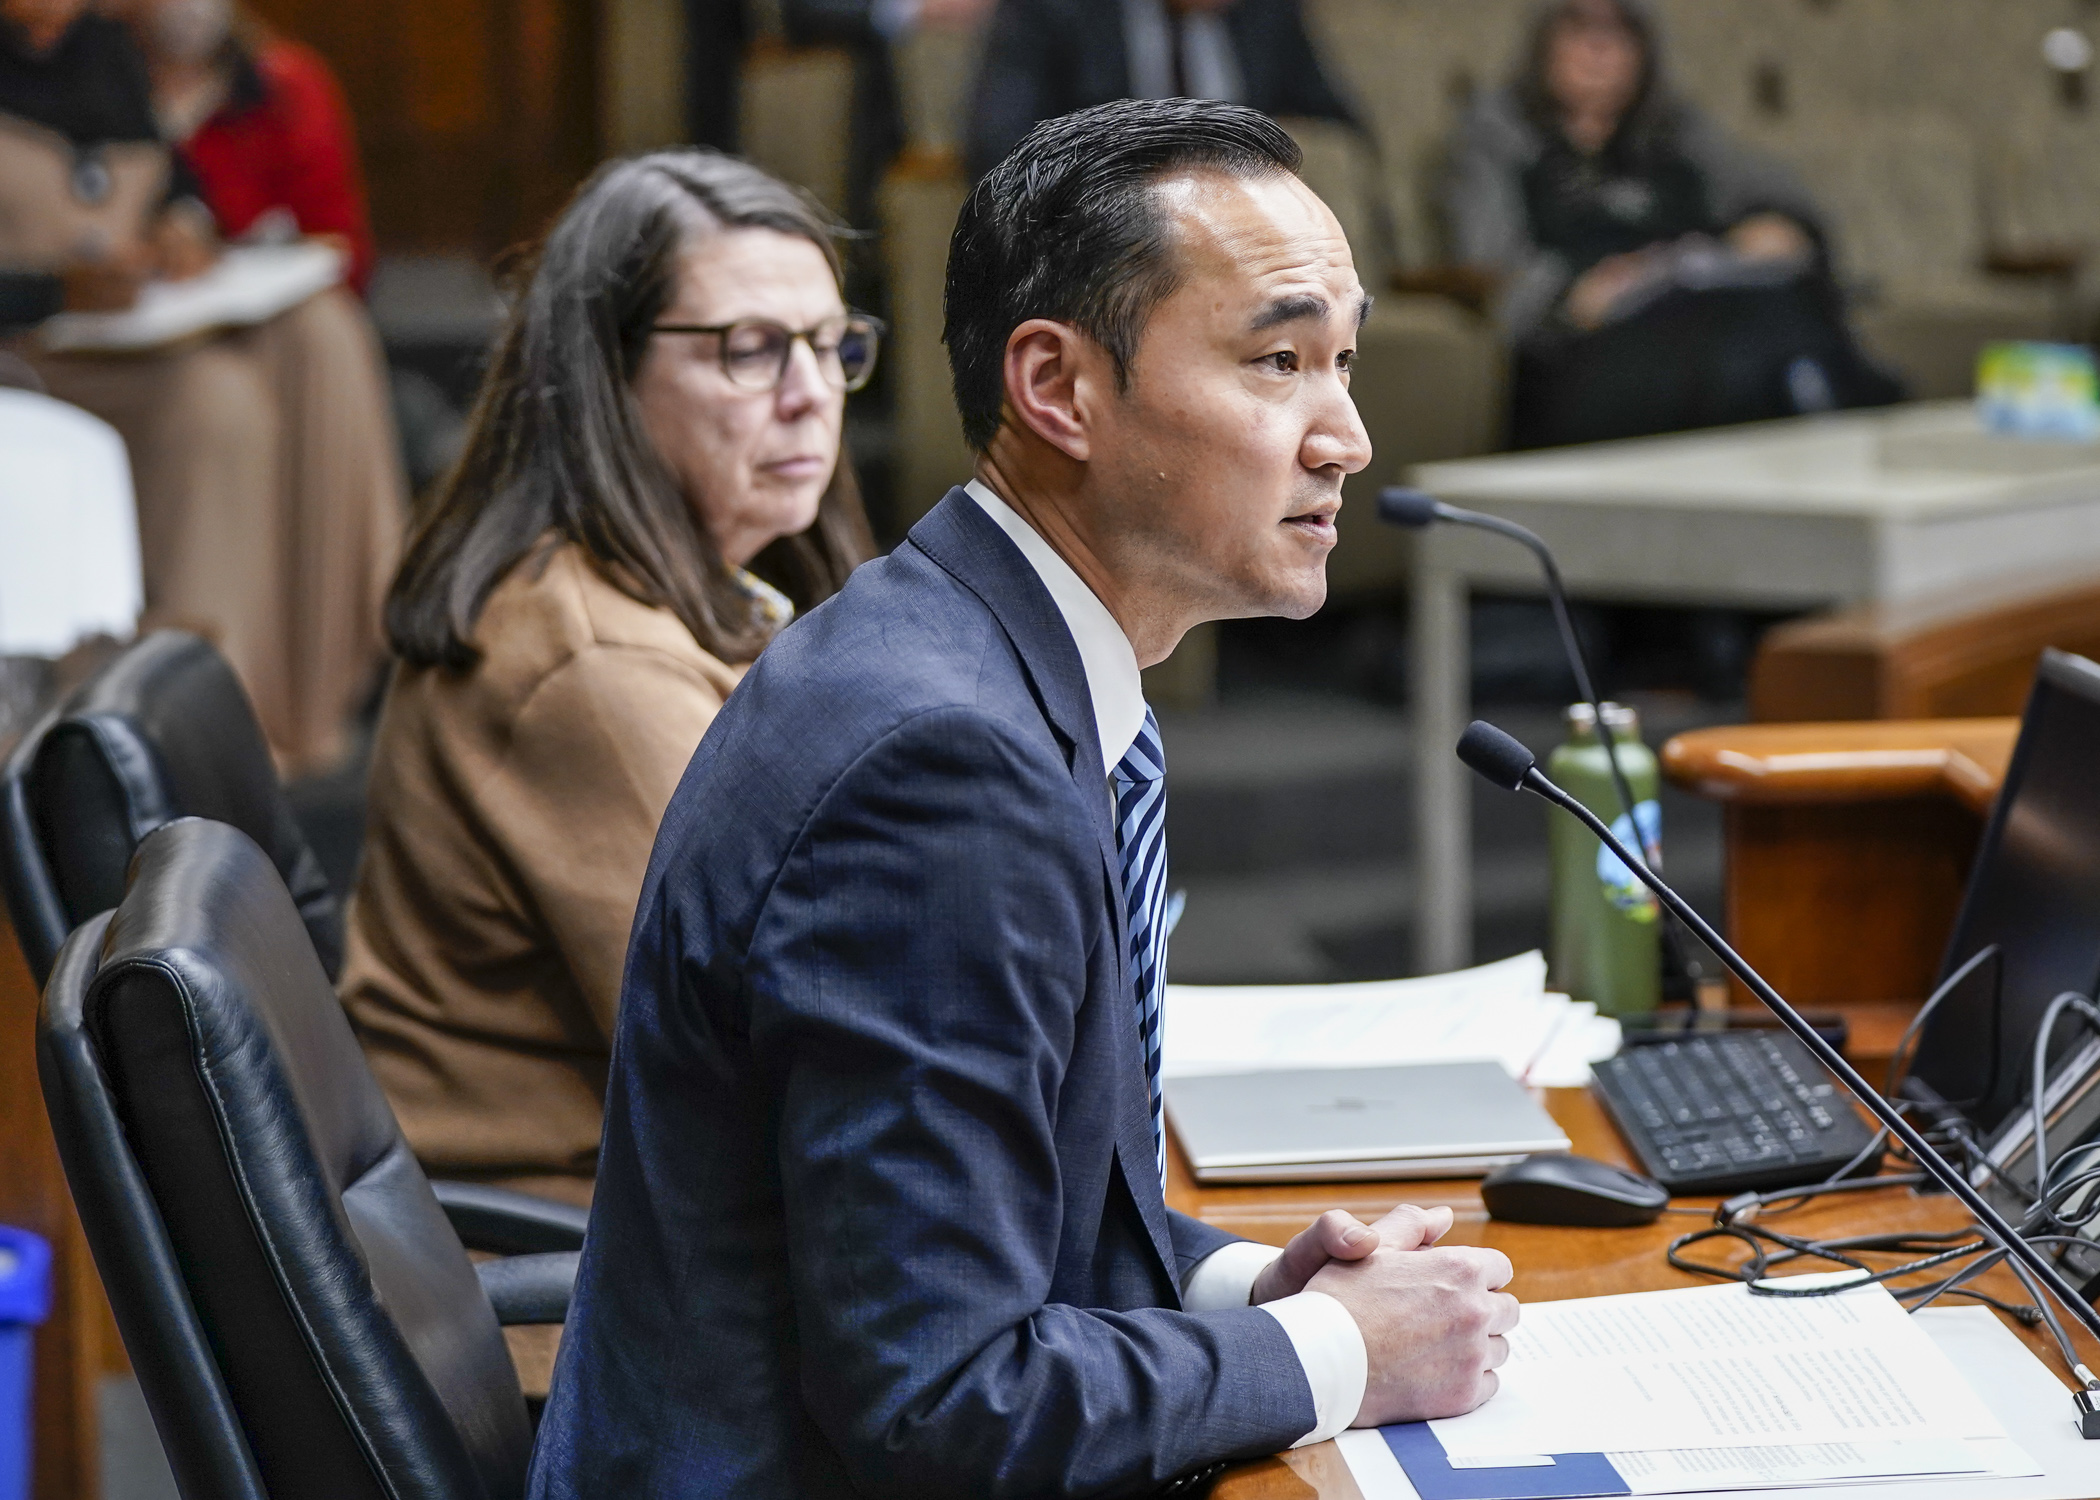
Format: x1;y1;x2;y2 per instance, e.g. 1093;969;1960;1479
7;632;587;1261
39;818;579;1500
0;630;343;987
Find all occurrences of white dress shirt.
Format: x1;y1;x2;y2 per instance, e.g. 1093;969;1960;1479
965;479;1366;1448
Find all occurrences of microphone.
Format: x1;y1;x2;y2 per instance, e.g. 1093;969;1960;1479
1457;717;2100;1416
1380;488;1646;855
1386;486;1711;996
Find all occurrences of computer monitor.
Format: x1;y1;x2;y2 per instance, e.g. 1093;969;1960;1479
1907;649;2100;1137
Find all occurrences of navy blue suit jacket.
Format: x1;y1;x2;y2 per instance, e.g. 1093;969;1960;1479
528;492;1316;1497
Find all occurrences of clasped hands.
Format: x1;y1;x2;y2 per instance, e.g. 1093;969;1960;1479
1250;1203;1519;1428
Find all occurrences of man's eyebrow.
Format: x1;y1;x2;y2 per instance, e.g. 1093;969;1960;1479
1248;293;1329;333
1246;291;1376;334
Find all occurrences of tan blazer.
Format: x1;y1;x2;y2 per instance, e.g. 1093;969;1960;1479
340;540;746;1206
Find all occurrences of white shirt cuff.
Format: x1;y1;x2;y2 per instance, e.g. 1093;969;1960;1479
1256;1291;1368;1448
1179;1240;1281;1312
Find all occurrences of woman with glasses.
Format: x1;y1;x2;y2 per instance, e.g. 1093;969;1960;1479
340;150;878;1231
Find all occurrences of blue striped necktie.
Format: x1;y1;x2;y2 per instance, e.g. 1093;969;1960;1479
1112;707;1169;1185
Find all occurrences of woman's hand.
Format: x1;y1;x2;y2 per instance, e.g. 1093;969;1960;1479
1726;212;1813;266
1564;248;1661;330
150;200;219;281
60;241;153;312
61;260;142;313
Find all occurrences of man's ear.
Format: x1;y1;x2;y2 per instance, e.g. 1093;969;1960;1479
999;319;1098;463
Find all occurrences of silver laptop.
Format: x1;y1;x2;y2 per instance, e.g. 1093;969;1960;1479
1165;1061;1570;1183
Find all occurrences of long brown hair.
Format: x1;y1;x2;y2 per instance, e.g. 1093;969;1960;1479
386;149;876;671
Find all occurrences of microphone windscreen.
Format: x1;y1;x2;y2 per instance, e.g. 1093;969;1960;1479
1457;720;1537;791
1377;487;1442;529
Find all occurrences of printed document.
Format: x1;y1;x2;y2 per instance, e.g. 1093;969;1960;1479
1340;1306;2089;1499
1430;1280;2004;1460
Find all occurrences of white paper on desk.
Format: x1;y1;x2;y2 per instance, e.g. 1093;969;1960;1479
1608;1438;1991;1492
1162;952;1620;1084
1343;1307;2076;1499
40;242;344;353
1430;1280;2004;1460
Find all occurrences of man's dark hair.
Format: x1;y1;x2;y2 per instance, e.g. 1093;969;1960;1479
944;98;1303;451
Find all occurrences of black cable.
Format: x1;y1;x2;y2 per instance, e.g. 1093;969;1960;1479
2032;991;2100;1205
1716;1171;1926;1224
2002;1250;2085;1382
1901;1246;2017;1316
2032;1168;2100;1231
1888;945;2000;1097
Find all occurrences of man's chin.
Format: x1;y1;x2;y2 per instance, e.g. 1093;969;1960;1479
1247;566;1328;622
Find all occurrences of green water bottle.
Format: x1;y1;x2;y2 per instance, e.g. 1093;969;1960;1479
1547;701;1661;1017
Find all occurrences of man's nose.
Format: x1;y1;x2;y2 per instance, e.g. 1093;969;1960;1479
1305;374;1374;476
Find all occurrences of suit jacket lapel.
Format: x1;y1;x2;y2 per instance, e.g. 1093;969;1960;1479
907;490;1181;1290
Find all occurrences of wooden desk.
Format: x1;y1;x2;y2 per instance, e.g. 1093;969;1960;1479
1186;1087;2094;1500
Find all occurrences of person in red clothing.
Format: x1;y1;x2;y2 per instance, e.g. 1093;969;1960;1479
115;0;374;290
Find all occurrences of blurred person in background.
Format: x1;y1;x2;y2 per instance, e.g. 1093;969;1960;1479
684;0;745;153
964;0;1354;183
116;0;376;292
341;150;876;1222
0;0;402;773
781;0;991;227
1446;0;1900;449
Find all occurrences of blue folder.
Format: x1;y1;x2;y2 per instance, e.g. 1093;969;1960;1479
1381;1422;1630;1500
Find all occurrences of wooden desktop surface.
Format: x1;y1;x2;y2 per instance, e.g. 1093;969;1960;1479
1181;1085;2095;1500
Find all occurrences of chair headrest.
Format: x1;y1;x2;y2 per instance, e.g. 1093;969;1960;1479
0;631;343;985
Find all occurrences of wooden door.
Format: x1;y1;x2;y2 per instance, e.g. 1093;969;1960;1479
247;0;601;256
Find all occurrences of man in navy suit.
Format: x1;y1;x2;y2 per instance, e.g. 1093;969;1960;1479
530;97;1519;1498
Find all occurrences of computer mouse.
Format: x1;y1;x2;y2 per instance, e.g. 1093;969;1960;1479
1480;1152;1669;1227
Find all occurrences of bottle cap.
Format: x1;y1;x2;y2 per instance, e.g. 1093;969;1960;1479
1564;701;1639;739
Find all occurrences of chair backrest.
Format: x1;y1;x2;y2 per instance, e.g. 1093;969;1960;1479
1747;110;1985;296
36;818;532;1500
0;630;342;987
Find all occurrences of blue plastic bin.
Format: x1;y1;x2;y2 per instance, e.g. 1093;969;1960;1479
0;1227;51;1500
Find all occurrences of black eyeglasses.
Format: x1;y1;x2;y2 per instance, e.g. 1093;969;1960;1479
649;313;884;393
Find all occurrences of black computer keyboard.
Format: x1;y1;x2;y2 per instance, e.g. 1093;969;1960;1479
1591;1030;1880;1195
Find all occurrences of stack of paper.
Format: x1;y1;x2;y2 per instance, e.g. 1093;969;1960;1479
1338;1280;2076;1499
1162;951;1621;1088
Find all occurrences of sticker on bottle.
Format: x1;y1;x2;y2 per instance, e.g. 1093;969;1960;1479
1596;800;1661;921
